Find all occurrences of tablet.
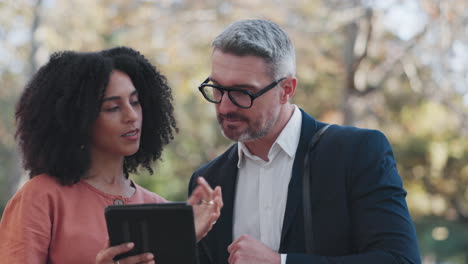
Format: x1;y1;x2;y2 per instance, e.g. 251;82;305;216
105;202;198;264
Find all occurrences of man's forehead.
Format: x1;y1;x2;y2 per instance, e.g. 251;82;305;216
210;52;271;84
211;50;269;71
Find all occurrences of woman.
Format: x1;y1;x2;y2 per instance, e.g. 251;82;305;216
0;47;222;264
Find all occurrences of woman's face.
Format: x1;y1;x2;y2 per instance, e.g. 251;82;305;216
89;70;142;158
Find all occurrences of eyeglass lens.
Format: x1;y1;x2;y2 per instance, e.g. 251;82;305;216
202;86;252;108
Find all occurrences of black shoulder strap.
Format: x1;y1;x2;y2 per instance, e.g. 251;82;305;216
302;124;332;254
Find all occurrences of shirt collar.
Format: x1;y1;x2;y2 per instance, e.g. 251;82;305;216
237;105;302;168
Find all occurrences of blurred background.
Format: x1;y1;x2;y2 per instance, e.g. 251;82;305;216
0;0;467;262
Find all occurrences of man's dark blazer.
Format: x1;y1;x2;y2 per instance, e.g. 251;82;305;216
189;109;420;264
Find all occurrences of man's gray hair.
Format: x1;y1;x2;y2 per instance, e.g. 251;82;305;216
212;19;296;79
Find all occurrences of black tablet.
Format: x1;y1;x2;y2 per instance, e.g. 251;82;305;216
105;202;198;264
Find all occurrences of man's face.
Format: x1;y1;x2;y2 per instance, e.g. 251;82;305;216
210;49;283;142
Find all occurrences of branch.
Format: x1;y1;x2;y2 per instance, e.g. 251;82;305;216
353;25;429;96
28;0;43;77
352;8;373;72
401;56;423;93
342;8;373;95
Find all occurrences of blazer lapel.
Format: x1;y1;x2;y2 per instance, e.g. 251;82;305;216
211;145;239;262
280;110;318;248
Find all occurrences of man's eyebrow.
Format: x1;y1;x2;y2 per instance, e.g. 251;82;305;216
209;78;256;89
102;90;138;102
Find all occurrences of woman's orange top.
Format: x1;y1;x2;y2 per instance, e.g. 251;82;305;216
0;174;167;264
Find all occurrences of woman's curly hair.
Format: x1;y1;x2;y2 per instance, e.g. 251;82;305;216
15;46;177;185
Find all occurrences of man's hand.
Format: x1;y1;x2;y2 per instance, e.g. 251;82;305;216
227;235;281;264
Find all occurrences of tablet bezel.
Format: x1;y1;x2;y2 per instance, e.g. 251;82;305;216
105;202;198;263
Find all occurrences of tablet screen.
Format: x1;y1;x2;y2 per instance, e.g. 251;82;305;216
105;202;198;264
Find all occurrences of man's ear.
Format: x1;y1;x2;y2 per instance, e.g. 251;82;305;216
280;77;297;104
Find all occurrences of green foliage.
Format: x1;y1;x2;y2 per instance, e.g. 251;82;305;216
416;216;468;262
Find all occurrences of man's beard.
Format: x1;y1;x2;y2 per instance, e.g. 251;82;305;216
217;112;276;142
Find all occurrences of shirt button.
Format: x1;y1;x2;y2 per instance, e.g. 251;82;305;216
113;199;124;205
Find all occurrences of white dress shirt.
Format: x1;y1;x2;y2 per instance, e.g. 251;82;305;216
233;106;302;264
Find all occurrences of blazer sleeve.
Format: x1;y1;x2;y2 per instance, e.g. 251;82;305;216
287;130;420;264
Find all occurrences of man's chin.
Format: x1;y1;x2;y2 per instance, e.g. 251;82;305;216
222;129;258;143
220;127;244;141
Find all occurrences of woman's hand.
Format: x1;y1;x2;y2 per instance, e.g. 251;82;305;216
96;241;155;264
187;177;223;241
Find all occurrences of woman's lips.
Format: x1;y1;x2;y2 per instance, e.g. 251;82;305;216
121;129;140;140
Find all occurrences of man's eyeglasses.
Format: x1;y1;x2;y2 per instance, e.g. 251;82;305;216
198;77;286;109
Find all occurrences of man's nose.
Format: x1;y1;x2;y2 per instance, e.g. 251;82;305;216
217;93;238;113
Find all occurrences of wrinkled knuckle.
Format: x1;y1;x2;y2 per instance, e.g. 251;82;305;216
234;251;244;262
236;242;244;250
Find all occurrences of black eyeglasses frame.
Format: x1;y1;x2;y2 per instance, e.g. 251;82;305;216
198;77;286;109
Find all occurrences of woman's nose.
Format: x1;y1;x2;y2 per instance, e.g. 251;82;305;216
124;105;139;123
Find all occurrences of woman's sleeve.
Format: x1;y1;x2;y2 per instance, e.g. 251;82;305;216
0;181;52;264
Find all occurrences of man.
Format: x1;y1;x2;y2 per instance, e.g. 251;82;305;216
189;19;420;264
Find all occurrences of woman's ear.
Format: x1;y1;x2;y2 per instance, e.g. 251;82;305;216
279;77;297;104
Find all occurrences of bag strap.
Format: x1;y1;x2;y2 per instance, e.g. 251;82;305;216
302;124;332;254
